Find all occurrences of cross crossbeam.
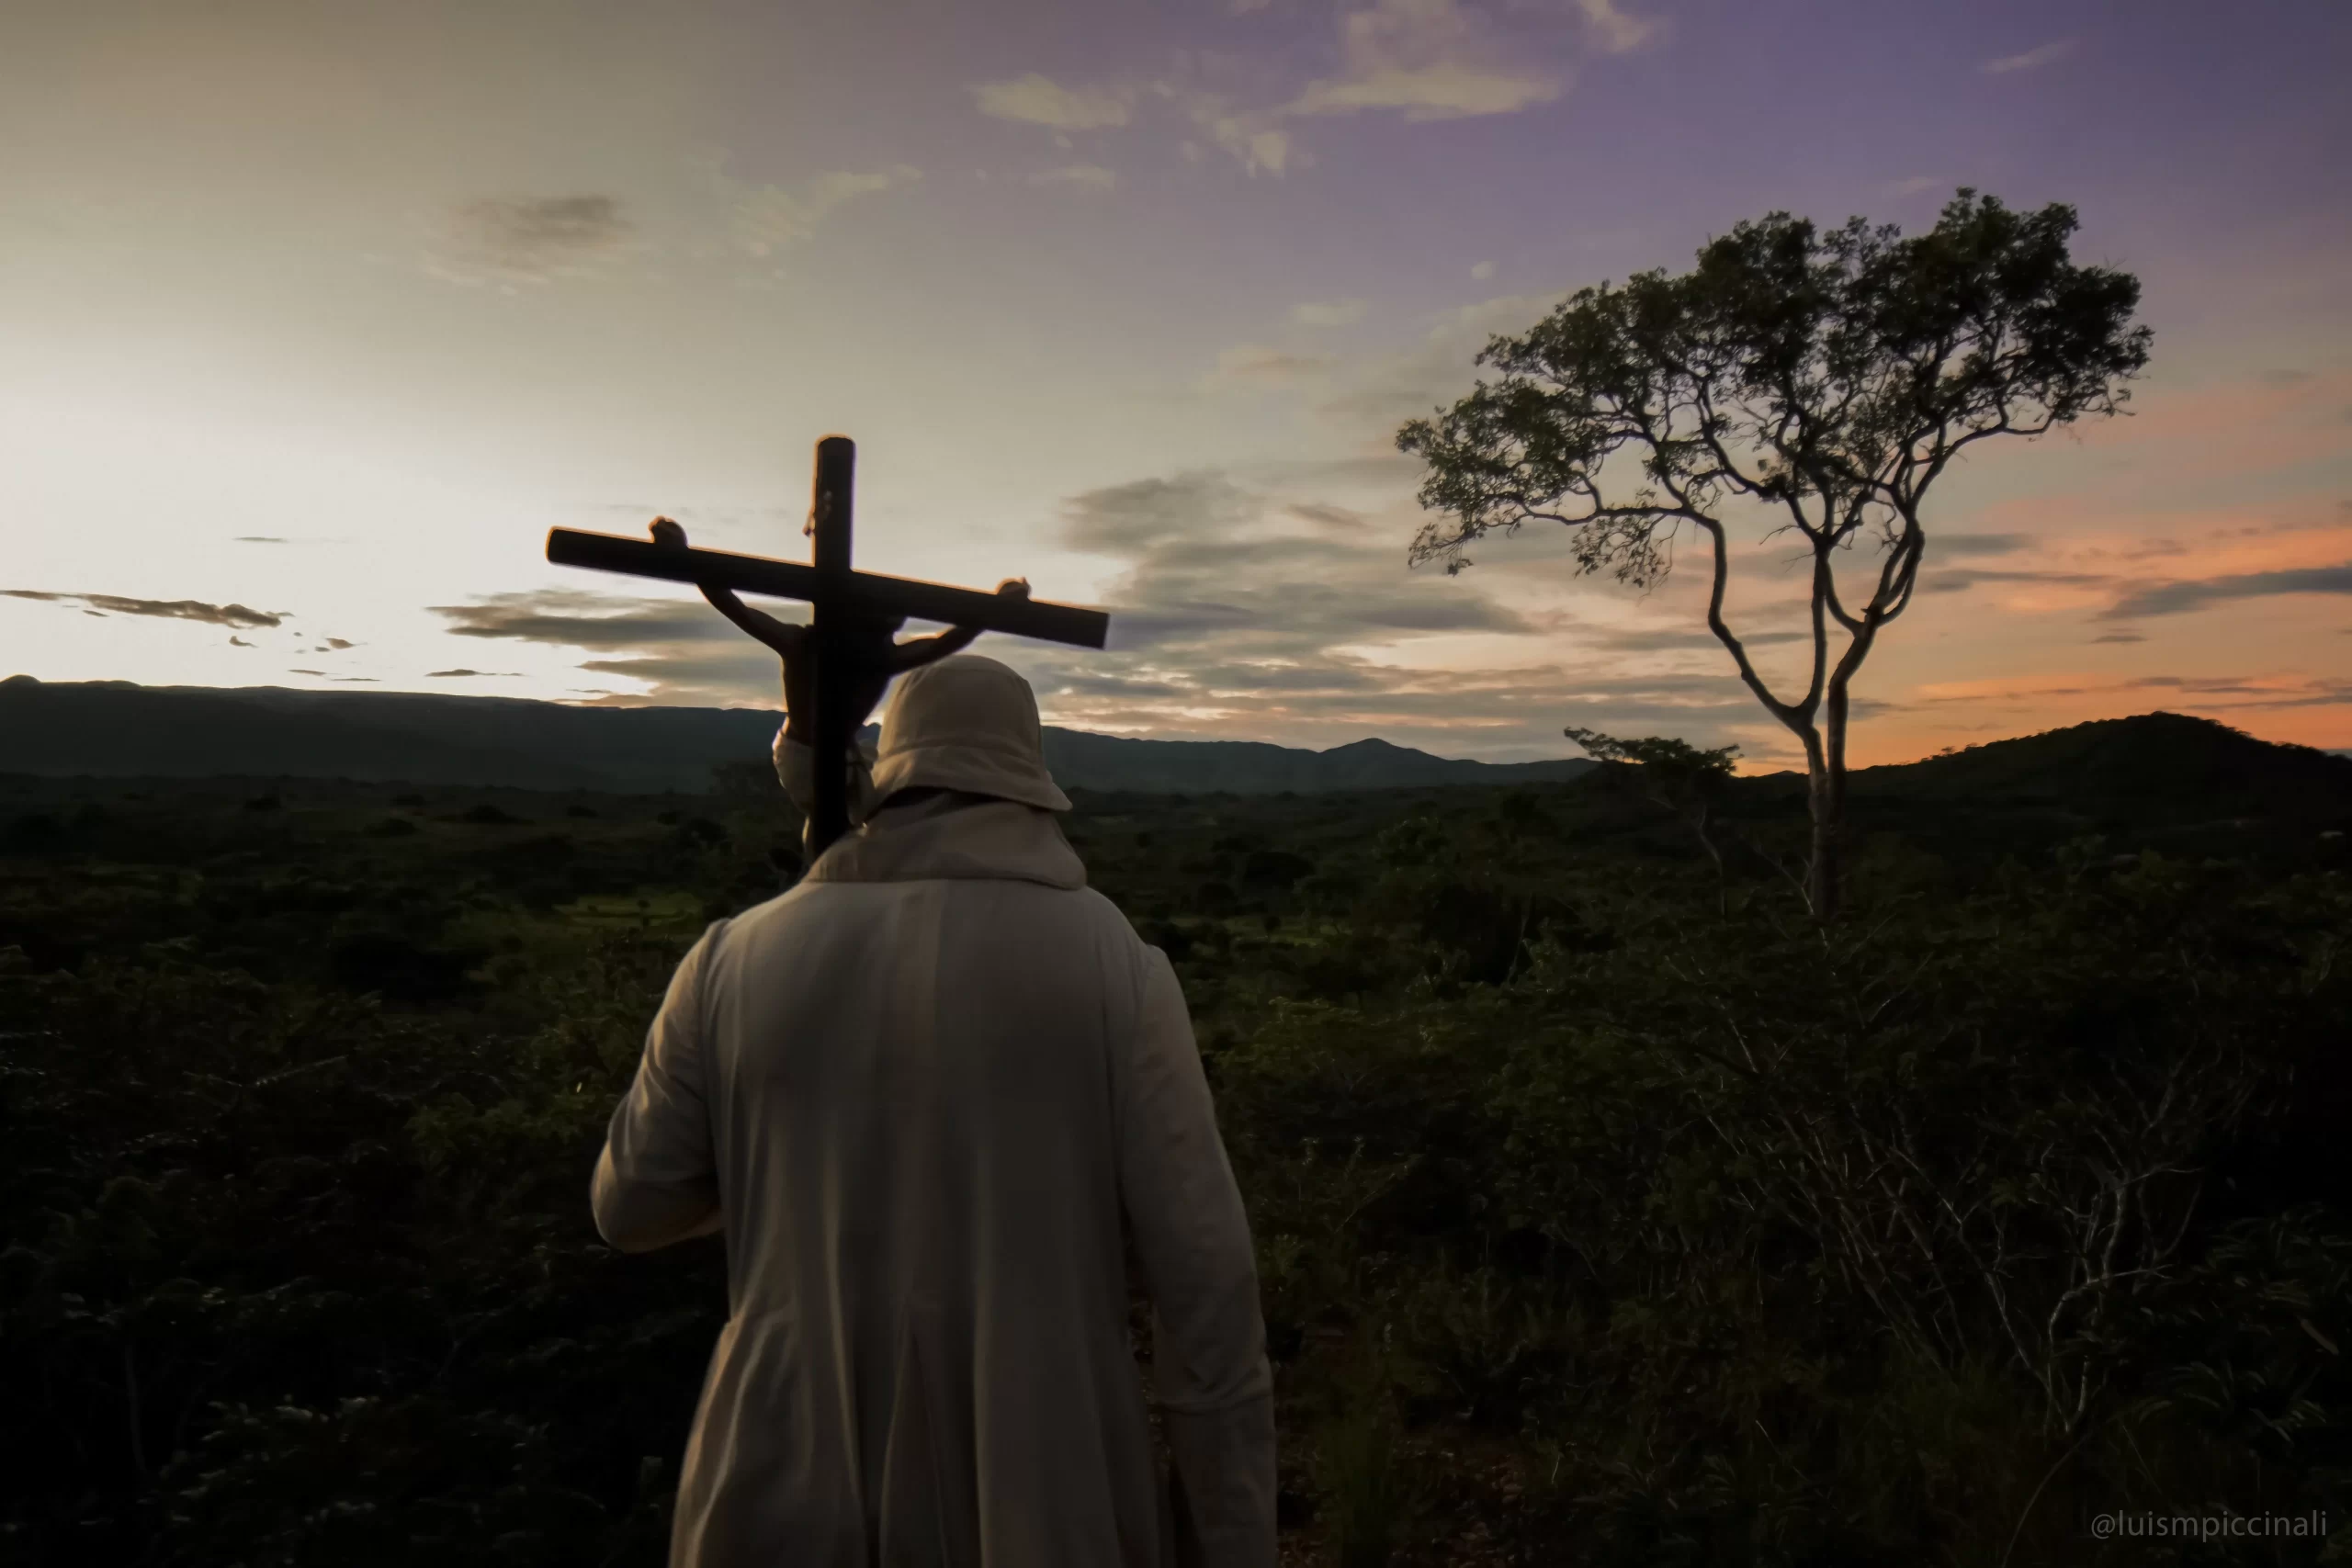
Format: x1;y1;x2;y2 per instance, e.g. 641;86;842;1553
544;435;1109;855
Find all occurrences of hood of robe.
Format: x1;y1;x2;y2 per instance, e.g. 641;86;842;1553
866;654;1073;814
804;790;1086;888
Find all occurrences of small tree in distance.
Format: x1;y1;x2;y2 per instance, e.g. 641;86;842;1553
1399;190;2152;922
1563;727;1747;914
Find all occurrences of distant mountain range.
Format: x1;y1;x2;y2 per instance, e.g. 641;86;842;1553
6;678;2346;812
0;676;1600;795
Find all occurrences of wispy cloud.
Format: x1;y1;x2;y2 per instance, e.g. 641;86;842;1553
1;590;287;629
426;588;784;707
1573;0;1657;54
1883;175;1951;197
1038;0;1646;180
972;73;1136;130
730;165;924;257
1186;101;1295;176
2098;562;2352;620
1031;163;1119;193
431;195;631;287
1913;670;2352;717
1984;38;2075;73
1293;298;1370;327
1934;532;2033;558
1308;290;1565;424
1285;0;1564;121
1201;344;1338;391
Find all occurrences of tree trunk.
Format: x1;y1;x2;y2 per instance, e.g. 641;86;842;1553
1806;675;1858;923
1801;727;1844;923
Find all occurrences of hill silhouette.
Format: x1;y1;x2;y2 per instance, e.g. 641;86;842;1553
1;681;2343;829
0;676;1595;795
1739;710;2352;821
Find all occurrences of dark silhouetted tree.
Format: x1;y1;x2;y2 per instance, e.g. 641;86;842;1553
1563;727;1743;913
1399;190;2151;921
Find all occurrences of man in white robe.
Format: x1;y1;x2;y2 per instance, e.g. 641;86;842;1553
591;649;1277;1567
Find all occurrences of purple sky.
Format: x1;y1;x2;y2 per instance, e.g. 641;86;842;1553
4;0;2346;766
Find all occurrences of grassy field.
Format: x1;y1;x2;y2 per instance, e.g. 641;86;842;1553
3;729;2348;1564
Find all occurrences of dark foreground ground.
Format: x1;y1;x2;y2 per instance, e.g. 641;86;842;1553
4;725;2348;1564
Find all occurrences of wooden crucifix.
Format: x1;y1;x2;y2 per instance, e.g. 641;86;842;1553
546;436;1109;856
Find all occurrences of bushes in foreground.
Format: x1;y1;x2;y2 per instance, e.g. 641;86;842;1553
2;795;2347;1563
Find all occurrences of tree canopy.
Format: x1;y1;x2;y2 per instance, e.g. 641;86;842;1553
1398;189;2153;920
1399;189;2151;604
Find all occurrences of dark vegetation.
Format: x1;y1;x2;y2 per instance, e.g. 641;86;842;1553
2;711;2347;1565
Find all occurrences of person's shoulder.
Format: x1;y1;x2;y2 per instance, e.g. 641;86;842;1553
1070;886;1145;934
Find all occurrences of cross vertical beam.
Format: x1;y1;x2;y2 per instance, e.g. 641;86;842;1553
807;436;856;856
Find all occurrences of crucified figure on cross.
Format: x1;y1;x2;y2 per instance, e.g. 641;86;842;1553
646;513;1032;758
545;435;1109;856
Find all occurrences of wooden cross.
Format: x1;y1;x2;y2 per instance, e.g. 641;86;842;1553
546;435;1109;856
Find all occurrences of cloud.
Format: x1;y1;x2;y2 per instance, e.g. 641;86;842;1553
428;588;763;652
731;165;923;257
972;73;1135;130
229;636;253;648
1574;623;1808;654
1984;39;2075;73
1883;175;1950;197
1194;107;1294;175
2097;562;2352;620
1202;344;1337;391
1001;468;1613;749
1287;502;1372;532
2089;631;2146;644
433;195;631;286
1;590;287;629
1933;532;2032;558
1293;298;1369;328
1048;473;1510;654
427;463;1871;761
234;536;288;544
1031;163;1119;193
1309;290;1564;424
1911;671;2352;722
1920;566;2111;594
1470;260;1495;281
427;668;523;678
1285;0;1563;121
1572;0;1657;54
427;587;786;707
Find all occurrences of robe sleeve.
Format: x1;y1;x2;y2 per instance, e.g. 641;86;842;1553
772;724;879;852
1117;946;1278;1568
592;918;731;1254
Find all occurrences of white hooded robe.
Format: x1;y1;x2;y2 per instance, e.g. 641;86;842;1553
592;777;1277;1566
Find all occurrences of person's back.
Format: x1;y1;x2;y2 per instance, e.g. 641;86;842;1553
593;656;1276;1567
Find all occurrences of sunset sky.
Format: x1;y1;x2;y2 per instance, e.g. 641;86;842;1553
4;0;2347;769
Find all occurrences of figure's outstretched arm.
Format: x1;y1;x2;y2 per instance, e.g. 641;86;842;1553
650;517;808;658
886;579;1032;672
